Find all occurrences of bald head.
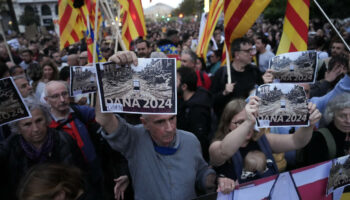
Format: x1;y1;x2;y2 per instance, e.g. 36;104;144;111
44;81;70;115
67;54;79;66
79;51;88;66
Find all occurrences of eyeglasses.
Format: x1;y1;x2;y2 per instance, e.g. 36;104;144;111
47;91;69;99
239;48;256;54
231;120;245;127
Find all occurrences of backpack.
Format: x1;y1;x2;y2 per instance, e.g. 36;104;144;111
296;128;336;165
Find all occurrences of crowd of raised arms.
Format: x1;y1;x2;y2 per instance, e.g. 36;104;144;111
0;17;350;200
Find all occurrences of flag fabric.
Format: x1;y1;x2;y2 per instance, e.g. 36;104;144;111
59;0;104;61
222;0;271;64
276;0;310;55
59;0;86;50
86;27;105;63
196;0;223;62
120;0;147;50
83;0;104;63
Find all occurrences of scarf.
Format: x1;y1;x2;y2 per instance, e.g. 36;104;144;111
20;130;54;163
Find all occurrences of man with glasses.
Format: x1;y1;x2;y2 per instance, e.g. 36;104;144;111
44;80;132;199
96;51;235;200
44;80;97;163
210;37;265;119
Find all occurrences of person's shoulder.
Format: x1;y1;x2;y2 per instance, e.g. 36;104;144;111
72;104;94;111
177;129;200;143
266;50;275;57
310;130;328;144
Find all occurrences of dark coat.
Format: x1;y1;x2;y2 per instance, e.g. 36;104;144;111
177;87;213;161
0;128;86;200
210;64;263;119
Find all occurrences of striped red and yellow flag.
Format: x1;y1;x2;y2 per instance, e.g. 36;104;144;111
83;0;104;63
222;0;271;64
276;0;310;55
196;0;223;62
59;0;86;50
120;0;147;50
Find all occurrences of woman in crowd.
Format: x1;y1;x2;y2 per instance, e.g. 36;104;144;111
18;163;86;200
302;93;350;165
209;96;321;183
35;60;59;99
0;101;87;199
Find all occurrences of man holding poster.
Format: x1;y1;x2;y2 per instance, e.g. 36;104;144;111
96;51;235;200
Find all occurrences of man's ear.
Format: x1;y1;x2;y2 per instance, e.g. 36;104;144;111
140;117;149;131
181;83;188;91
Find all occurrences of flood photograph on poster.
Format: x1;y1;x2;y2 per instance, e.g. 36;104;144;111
0;77;31;125
270;51;317;83
70;66;97;96
256;83;309;127
96;58;176;114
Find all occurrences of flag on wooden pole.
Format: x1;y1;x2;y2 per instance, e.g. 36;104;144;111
83;0;104;63
276;0;310;55
222;0;271;64
120;0;147;50
196;0;223;62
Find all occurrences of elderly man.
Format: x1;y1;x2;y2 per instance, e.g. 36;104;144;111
44;80;131;199
96;51;234;200
67;54;79;67
13;75;35;100
79;51;88;66
180;49;211;90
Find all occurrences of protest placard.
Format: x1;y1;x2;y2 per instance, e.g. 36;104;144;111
256;83;309;127
327;156;350;196
96;58;176;114
0;77;31;125
270;51;317;83
70;66;97;96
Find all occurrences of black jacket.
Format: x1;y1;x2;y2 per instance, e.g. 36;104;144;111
210;64;263;119
0;128;87;200
177;87;213;161
302;122;347;166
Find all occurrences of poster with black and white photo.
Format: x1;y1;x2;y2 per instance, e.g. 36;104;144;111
269;51;317;83
255;83;309;127
0;77;31;125
70;66;97;96
326;155;350;196
96;58;176;114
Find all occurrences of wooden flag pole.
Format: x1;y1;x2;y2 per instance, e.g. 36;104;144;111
93;0;100;64
115;3;121;52
225;44;231;84
0;23;14;63
313;0;350;52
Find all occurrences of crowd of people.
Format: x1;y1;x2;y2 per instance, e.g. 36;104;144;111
0;16;349;199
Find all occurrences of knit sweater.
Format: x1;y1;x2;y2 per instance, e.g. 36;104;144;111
102;115;215;200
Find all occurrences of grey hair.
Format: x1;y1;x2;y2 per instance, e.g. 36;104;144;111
10;100;52;134
181;49;197;63
324;93;350;125
44;80;69;97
